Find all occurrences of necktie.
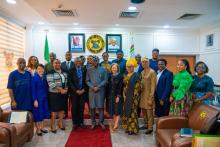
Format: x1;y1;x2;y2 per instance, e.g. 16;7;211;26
67;61;70;70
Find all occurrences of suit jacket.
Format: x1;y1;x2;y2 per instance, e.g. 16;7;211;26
68;66;87;95
155;69;173;102
61;60;74;74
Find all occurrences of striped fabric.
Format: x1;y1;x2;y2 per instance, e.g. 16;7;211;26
46;71;68;93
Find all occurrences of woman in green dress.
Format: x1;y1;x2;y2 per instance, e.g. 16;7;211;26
169;59;193;117
121;58;142;135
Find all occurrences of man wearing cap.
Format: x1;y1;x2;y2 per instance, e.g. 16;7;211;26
112;50;127;75
86;56;108;130
149;48;160;72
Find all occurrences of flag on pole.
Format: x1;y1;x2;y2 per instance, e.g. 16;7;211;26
130;44;135;57
44;34;50;63
129;32;135;57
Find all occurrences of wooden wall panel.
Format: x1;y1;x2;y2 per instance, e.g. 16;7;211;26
0;17;25;106
160;55;195;74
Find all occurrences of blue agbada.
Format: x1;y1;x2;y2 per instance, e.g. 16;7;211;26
32;73;50;121
149;59;158;73
7;70;33;110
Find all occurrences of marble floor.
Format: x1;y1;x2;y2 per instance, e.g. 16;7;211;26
23;119;156;147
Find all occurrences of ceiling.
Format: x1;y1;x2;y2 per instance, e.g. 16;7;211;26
0;0;220;29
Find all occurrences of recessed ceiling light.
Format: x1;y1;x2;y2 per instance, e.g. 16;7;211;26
6;0;16;4
38;21;45;25
115;24;120;26
163;25;170;29
73;23;79;26
128;6;137;11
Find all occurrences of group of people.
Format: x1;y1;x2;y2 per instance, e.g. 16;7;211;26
7;48;215;136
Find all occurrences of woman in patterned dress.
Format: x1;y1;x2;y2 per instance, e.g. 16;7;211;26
169;59;193;117
121;58;142;135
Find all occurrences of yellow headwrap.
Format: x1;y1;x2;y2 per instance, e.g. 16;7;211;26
126;58;138;68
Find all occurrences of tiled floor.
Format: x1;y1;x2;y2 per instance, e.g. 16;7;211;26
23;119;156;147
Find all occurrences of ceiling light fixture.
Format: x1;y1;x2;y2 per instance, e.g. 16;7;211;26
73;23;79;26
38;22;45;25
6;0;16;4
128;6;137;11
131;0;145;4
163;25;170;29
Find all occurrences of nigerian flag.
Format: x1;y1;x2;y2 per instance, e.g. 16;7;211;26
130;44;135;57
44;34;50;63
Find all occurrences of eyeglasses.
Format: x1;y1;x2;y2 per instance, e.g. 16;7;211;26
196;66;206;70
126;66;133;68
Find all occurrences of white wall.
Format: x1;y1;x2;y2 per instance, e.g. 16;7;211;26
27;26;199;64
199;23;220;85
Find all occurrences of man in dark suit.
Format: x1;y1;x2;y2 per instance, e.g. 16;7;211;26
68;57;87;130
155;58;173;117
61;51;74;117
61;51;74;73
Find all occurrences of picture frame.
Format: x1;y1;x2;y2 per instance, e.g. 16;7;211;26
68;33;85;53
206;34;214;47
106;34;122;53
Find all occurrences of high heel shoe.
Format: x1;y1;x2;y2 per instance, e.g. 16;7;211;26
112;126;119;131
36;130;43;136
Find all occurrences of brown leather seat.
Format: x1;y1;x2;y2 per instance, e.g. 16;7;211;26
156;103;220;147
0;107;34;147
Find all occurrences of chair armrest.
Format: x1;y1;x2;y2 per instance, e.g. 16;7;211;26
156;116;189;130
0;122;17;147
2;111;11;122
0;126;11;147
172;136;192;147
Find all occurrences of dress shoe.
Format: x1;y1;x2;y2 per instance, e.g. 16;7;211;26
60;127;66;131
128;131;137;135
90;124;96;130
78;123;85;128
41;129;48;133
72;125;77;131
100;123;106;130
145;129;153;134
51;130;57;134
139;126;147;130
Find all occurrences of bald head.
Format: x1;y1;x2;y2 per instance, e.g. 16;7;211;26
49;52;56;62
17;58;26;71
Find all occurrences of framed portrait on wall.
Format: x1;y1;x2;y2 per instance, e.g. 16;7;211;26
106;34;122;53
206;34;214;47
68;33;85;53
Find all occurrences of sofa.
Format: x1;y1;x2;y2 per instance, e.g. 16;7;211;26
156;103;220;147
0;107;34;147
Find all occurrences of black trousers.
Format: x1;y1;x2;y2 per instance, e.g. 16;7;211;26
71;93;85;125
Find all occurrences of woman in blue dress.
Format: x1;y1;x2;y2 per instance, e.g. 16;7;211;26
191;61;214;104
32;64;50;136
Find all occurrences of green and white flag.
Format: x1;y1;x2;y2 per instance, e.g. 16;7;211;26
44;34;50;63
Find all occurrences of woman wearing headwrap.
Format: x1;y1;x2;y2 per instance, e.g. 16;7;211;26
121;58;142;135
